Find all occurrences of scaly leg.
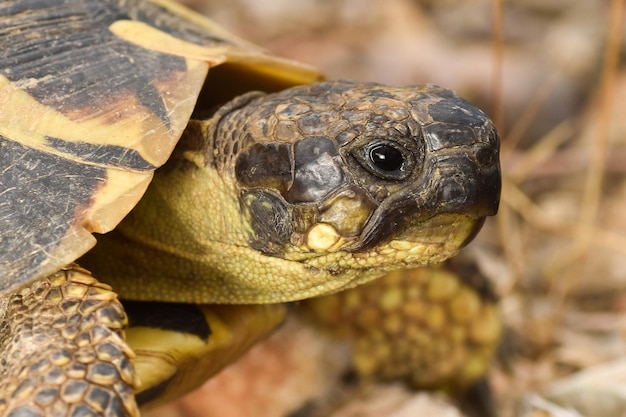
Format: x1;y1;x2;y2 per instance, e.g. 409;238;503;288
0;266;138;417
301;255;501;416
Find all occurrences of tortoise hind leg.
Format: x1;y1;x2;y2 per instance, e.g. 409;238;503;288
0;265;138;417
300;254;502;416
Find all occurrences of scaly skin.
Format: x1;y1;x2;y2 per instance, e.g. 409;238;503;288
0;266;138;417
0;266;288;417
301;256;501;393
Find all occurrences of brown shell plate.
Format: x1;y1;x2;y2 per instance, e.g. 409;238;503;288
0;0;322;294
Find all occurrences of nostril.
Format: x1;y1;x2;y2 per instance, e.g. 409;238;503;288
475;145;495;167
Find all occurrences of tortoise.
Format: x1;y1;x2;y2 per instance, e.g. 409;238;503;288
0;0;501;416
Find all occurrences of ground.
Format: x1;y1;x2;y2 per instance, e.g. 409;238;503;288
149;1;626;416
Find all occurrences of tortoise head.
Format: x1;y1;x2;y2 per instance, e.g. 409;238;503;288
215;81;500;270
83;80;500;304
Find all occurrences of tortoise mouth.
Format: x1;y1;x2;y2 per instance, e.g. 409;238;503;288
347;212;487;255
289;212;487;285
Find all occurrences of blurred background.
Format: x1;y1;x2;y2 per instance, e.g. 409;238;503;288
152;1;626;416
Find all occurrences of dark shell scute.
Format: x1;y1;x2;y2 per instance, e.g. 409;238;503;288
45;137;155;171
0;136;105;292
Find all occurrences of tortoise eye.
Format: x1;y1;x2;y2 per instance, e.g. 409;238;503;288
352;140;414;181
369;144;405;172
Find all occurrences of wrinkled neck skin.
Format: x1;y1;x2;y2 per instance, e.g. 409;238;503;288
82;81;500;304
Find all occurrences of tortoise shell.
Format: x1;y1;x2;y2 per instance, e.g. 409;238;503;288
0;0;322;294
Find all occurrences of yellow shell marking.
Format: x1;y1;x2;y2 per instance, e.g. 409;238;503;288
109;20;230;65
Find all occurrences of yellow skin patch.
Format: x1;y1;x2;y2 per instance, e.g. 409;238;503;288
129;303;287;410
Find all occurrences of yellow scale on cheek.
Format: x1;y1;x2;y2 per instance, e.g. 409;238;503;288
304;190;375;252
306;223;345;252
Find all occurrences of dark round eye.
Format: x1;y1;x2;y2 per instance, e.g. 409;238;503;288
349;140;414;181
369;144;405;172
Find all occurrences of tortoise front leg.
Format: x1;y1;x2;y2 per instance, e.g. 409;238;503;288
0;266;138;417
